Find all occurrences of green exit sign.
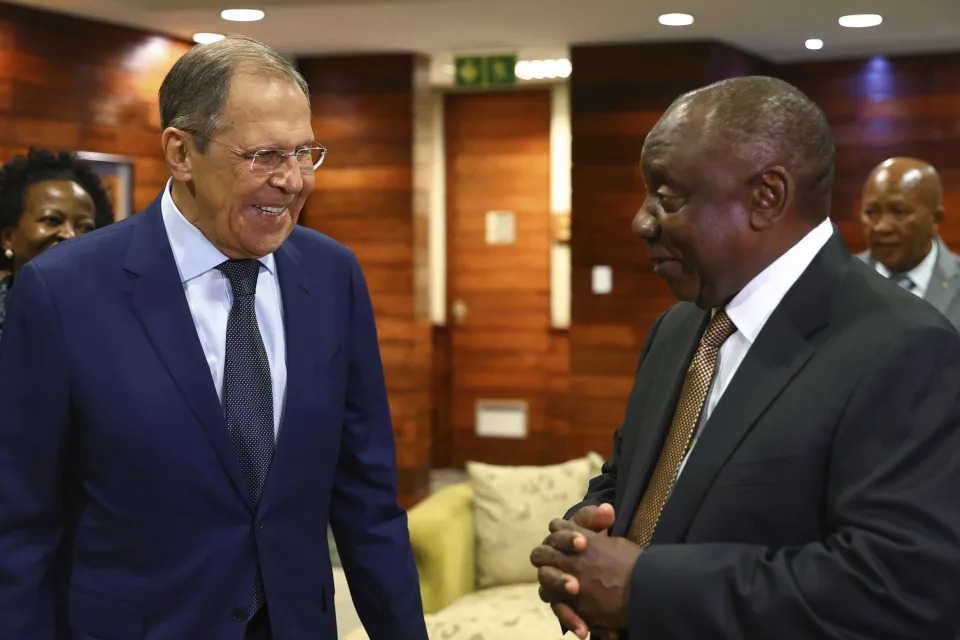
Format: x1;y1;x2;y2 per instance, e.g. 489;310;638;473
486;55;516;86
455;54;517;89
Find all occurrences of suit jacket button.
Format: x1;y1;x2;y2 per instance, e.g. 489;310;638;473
232;606;248;622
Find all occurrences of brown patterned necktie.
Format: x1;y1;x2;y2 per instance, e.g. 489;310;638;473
627;309;737;548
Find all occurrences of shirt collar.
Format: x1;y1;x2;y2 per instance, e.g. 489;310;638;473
722;218;834;345
160;180;275;283
873;240;937;296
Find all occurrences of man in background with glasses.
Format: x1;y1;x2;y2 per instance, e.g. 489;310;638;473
0;35;427;640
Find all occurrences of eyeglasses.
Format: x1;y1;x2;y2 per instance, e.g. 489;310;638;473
184;130;327;175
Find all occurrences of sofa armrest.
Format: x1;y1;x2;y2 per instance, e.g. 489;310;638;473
408;482;476;614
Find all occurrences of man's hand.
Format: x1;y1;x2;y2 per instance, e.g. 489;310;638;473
531;516;640;635
570;503;616;534
532;504;616;638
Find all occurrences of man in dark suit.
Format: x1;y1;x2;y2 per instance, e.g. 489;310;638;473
0;36;427;640
530;76;960;639
858;157;960;329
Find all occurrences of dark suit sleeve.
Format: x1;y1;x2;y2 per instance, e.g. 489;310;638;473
627;325;960;639
565;311;668;520
0;262;71;639
328;255;428;640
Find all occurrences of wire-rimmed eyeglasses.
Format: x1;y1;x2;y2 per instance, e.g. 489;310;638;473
184;130;327;175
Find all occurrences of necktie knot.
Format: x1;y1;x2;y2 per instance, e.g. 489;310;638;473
890;273;916;292
702;309;736;349
217;259;261;297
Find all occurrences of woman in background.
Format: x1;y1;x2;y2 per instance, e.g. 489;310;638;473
0;148;115;342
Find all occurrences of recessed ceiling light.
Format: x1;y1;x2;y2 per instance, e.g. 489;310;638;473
658;13;694;27
193;32;225;44
838;14;882;28
805;38;824;50
221;9;266;22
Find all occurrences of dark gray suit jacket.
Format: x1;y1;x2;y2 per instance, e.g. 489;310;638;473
858;236;960;329
571;233;960;639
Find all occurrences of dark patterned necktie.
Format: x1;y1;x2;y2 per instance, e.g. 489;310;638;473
217;258;274;619
627;310;737;548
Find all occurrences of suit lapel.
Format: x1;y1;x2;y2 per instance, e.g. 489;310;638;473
257;237;340;511
923;237;960;314
124;198;252;510
612;306;708;537
650;233;847;544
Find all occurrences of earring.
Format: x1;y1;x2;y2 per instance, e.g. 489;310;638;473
3;249;11;261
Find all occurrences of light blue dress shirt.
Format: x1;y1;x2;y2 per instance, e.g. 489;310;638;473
160;181;287;438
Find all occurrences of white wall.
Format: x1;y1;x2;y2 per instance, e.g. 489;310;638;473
428;90;447;325
550;82;572;329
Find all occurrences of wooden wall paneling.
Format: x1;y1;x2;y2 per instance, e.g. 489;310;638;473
0;2;190;213
298;54;432;507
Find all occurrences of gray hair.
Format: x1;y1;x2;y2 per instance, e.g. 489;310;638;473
668;76;835;218
158;35;310;152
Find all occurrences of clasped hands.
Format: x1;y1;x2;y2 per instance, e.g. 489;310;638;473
529;504;641;639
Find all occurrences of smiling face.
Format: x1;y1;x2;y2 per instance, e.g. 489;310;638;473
1;179;96;273
861;158;942;273
632;105;762;309
168;72;316;259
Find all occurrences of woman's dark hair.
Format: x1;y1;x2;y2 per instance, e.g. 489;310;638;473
0;147;115;268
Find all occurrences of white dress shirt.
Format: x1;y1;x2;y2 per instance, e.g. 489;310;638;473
679;218;835;473
160;181;287;438
871;241;938;299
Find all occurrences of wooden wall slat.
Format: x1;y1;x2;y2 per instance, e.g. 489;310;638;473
298;54;432;507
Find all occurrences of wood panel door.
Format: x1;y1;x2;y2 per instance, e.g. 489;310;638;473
444;90;557;466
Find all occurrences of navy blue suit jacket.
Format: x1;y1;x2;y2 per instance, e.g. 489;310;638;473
0;195;427;639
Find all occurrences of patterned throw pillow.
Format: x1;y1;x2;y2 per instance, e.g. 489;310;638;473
467;452;604;589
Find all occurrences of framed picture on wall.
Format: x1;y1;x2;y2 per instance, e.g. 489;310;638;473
76;152;134;221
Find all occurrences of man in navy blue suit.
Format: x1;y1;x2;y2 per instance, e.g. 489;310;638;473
0;35;427;640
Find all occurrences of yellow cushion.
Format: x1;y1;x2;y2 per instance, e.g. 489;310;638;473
408;482;476;614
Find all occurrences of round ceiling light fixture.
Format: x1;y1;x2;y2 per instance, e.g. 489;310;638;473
838;14;882;28
658;13;694;27
221;9;266;22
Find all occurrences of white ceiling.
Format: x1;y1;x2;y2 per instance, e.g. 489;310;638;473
7;0;960;66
